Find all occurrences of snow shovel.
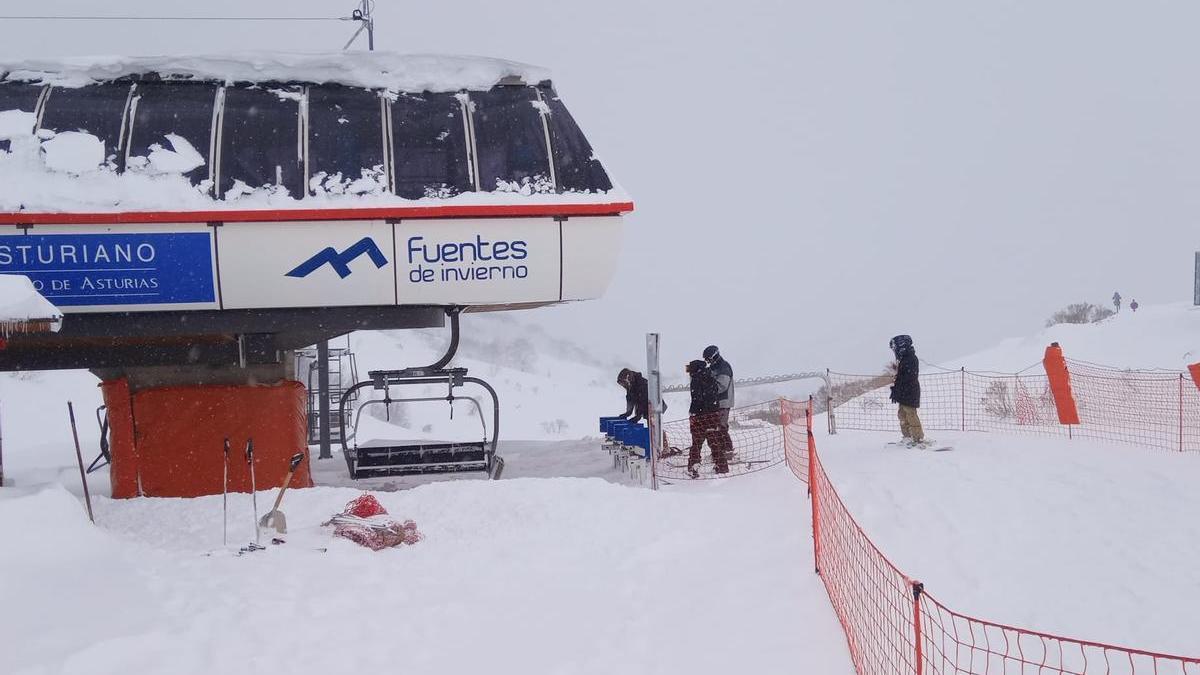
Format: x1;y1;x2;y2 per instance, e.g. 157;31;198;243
259;453;305;536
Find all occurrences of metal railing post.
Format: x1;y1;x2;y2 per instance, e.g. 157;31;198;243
960;367;966;431
646;333;663;491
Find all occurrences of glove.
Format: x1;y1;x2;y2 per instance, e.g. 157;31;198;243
889;386;897;403
617;412;630;420
629;415;644;425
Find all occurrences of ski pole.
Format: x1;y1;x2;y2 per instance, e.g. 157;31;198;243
68;402;95;524
246;438;259;546
223;438;230;546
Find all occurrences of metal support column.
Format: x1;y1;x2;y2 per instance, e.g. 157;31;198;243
646;333;663;491
317;339;332;459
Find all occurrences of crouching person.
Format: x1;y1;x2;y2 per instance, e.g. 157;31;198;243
616;368;650;424
686;360;728;477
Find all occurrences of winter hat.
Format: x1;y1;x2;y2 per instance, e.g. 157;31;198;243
702;345;720;362
617;368;632;386
889;335;913;354
686;359;707;374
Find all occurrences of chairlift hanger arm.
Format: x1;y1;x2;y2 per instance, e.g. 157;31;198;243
337;367;499;457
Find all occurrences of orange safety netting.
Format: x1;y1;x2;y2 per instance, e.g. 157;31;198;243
658;403;785;480
827;360;1200;453
798;398;1200;674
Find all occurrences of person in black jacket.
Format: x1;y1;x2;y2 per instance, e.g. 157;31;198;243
703;345;735;460
888;334;924;444
616;368;650;424
686;360;728;477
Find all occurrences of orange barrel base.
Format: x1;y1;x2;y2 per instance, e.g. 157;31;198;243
100;379;312;498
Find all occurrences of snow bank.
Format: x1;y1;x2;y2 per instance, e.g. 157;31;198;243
1;469;852;674
1;52;552;92
943;302;1200;372
0;274;62;334
0;485;167;671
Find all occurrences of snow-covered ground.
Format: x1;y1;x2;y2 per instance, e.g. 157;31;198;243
1;460;852;675
4;302;1200;673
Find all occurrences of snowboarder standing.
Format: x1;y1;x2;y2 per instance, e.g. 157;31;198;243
703;345;734;470
1113;291;1122;312
889;335;924;446
685;360;727;477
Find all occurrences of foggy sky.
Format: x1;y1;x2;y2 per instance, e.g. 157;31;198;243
3;1;1197;377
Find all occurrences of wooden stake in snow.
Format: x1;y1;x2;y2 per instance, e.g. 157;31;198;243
68;402;95;524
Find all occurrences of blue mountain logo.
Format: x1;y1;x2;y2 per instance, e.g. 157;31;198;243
286;237;388;279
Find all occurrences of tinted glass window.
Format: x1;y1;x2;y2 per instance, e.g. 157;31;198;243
544;92;613;193
219;85;302;199
390;92;472;199
127;82;217;189
308;85;386;196
0;82;43;152
39;83;132;168
470;87;553;194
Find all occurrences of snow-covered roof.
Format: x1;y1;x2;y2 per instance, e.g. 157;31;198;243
0;52;552;92
0;53;630;219
0;275;62;335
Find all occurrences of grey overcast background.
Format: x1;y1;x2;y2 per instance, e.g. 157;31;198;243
2;1;1197;376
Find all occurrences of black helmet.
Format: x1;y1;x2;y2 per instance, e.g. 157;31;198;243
702;345;720;362
889;335;913;355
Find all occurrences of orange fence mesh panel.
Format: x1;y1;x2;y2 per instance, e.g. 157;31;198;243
659;402;785;480
793;394;1200;674
1065;360;1200;453
829;369;1070;440
811;445;920;674
781;398;809;483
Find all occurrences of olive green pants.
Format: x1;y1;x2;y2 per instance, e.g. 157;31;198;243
898;404;924;442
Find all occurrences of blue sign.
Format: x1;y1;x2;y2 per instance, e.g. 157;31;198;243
0;232;216;307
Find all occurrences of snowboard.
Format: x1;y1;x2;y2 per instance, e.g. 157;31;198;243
887;440;953;452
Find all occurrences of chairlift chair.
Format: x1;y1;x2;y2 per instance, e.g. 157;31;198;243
339;367;504;480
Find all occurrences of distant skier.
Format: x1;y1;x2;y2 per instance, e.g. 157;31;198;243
703;345;735;467
1113;291;1122;312
616;368;649;425
889;335;924;446
685;360;727;477
1130;299;1139;312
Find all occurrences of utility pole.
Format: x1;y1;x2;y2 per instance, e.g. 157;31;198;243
343;0;375;51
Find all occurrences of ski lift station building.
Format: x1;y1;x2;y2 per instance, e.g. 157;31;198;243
0;53;632;497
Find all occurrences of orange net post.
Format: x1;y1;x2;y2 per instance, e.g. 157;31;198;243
1043;343;1081;426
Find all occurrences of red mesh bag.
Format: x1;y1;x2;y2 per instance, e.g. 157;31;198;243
344;494;387;518
324;494;422;551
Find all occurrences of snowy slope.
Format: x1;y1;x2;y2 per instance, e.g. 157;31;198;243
938;302;1200;372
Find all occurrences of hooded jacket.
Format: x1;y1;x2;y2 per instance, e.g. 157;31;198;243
688;362;721;415
890;344;920;408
